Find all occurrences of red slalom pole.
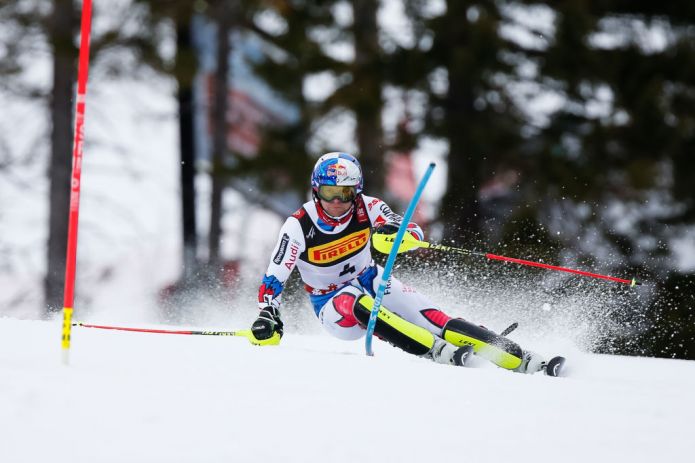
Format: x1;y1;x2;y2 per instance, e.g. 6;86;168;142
61;0;93;365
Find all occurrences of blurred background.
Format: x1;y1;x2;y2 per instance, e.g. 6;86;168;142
1;0;693;359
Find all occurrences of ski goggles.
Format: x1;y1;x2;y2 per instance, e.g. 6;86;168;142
317;185;357;203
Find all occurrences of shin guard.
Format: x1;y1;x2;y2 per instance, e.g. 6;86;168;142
442;318;523;370
353;295;435;356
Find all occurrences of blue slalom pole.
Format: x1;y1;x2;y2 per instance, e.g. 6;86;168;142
365;162;436;356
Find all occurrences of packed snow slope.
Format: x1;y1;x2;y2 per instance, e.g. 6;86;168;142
2;317;693;463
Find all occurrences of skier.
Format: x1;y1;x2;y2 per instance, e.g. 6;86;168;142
250;152;563;375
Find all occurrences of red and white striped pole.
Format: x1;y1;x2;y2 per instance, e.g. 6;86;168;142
61;0;93;365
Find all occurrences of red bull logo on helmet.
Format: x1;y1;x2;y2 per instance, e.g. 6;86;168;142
327;163;347;178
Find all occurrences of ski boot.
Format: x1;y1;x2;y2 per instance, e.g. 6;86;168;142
514;350;547;374
544;356;566;377
515;351;566;377
429;339;475;367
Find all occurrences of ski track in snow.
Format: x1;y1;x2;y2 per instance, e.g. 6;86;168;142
1;317;693;463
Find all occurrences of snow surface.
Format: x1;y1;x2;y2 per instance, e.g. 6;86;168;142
2;317;694;463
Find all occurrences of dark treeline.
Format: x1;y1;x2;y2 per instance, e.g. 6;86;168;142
2;0;693;358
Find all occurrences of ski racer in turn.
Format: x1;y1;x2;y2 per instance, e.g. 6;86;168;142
250;151;563;376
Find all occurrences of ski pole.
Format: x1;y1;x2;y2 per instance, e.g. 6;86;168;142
72;322;280;345
372;233;640;287
365;162;436;356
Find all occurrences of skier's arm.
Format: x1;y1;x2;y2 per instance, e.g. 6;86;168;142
252;217;305;341
363;195;424;243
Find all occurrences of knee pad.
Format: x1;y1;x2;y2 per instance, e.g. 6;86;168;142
442;318;523;370
318;287;365;340
354;295;435;356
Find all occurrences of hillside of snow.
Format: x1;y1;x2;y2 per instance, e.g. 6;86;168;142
2;316;693;463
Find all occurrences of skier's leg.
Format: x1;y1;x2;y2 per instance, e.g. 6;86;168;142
352;292;472;365
359;266;454;336
318;285;470;365
317;285;434;352
317;286;366;341
441;318;525;370
362;267;529;371
352;292;436;356
358;267;542;372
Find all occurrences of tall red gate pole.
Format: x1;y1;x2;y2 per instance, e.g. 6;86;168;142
61;0;93;364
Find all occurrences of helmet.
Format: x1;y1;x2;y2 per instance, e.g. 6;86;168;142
311;152;363;195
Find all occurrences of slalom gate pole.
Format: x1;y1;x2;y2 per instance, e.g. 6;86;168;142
365;162;436;356
61;0;93;365
72;323;281;345
372;233;640;287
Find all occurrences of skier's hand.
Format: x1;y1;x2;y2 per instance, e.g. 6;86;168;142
372;223;399;236
405;222;424;242
251;306;284;341
373;222;423;241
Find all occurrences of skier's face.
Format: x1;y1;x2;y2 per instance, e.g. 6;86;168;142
320;197;353;217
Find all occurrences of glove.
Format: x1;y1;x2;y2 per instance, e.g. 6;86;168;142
372;223;399;236
374;222;424;241
405;222;424;241
251;306;284;341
